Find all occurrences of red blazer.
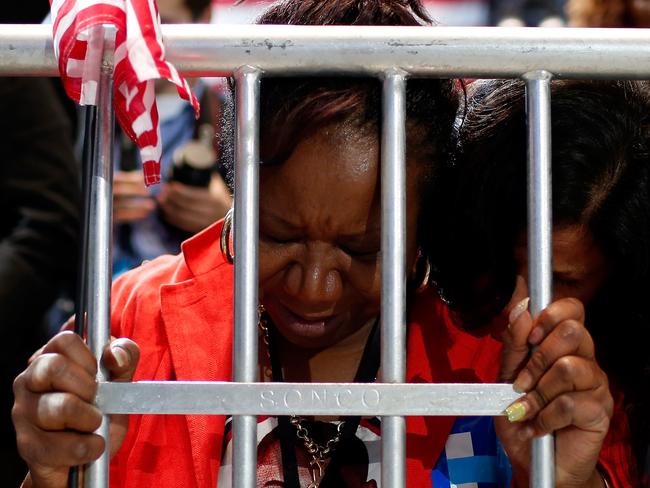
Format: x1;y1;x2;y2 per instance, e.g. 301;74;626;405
108;221;636;487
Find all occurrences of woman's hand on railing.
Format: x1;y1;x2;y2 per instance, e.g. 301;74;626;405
496;296;613;487
12;331;140;487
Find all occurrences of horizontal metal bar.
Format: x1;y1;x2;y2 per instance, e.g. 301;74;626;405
96;382;521;416
2;24;650;78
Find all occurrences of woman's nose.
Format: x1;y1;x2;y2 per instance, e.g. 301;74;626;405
283;246;342;306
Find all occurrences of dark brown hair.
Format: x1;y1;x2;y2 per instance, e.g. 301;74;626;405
220;0;459;198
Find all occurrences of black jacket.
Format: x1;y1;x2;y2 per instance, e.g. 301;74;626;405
0;77;79;485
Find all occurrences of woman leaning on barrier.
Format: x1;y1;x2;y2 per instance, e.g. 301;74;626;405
428;79;650;486
11;2;625;488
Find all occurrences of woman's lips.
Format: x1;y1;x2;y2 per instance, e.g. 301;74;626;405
272;303;342;341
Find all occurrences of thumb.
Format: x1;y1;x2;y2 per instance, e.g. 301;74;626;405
102;338;140;381
498;279;532;385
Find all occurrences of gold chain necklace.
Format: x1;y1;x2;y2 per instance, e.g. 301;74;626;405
258;306;345;488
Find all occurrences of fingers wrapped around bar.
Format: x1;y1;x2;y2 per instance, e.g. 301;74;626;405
497;297;613;486
12;330;140;486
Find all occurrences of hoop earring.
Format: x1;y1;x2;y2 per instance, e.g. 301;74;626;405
412;250;431;293
220;208;234;264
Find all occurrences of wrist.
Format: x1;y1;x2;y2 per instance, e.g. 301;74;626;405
25;469;70;488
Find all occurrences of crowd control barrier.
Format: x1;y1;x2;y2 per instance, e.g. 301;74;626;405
2;22;650;488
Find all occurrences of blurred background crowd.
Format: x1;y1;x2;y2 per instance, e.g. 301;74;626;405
1;0;649;485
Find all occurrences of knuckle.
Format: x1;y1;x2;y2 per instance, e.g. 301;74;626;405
529;349;549;374
598;385;615;416
87;434;106;461
29;355;64;391
12;371;25;395
88;407;103;431
58;394;84;421
565;297;585;316
555;395;575;419
53;330;78;349
49;393;69;421
45;354;68;378
555;356;576;381
531;387;551;410
15;432;35;462
39;393;78;427
72;440;91;462
559;320;583;343
11;400;26;426
535;411;552;433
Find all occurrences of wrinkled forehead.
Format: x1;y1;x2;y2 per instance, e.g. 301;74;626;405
261;125;380;197
258;123;423;235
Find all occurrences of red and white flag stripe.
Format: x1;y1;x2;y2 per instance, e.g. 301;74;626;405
50;0;200;185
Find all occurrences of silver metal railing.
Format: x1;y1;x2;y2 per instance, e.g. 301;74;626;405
232;66;261;488
83;26;116;488
525;71;555;488
3;23;650;488
381;70;408;488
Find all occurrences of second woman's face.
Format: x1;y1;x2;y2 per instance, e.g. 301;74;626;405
515;224;610;305
258;123;422;350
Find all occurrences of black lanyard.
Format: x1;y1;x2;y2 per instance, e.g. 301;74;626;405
265;315;381;488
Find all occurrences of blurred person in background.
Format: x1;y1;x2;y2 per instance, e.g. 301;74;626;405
0;16;82;488
0;78;79;487
0;1;49;24
567;0;650;26
490;0;566;25
113;0;232;276
423;0;490;25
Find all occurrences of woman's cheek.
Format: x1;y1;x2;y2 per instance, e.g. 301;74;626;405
258;243;300;291
346;257;382;304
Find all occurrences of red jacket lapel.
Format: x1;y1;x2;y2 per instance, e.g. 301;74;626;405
160;223;234;488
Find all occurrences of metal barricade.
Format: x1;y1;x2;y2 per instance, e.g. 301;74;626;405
2;23;650;488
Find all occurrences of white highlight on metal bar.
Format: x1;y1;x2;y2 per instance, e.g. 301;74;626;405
84;26;116;488
381;70;408;488
3;25;650;78
524;71;555;488
95;382;522;416
232;66;261;488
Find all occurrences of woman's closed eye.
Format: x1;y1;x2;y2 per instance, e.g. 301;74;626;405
553;272;581;288
260;230;302;245
340;244;380;260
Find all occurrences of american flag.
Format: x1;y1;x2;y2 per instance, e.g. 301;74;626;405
50;0;200;185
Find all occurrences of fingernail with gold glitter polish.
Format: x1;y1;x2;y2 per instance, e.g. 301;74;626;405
505;401;527;422
508;297;530;325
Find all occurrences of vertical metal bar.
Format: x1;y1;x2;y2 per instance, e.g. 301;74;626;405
83;26;116;488
75;106;97;337
524;70;555;488
232;66;261;488
380;70;407;488
69;105;97;488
